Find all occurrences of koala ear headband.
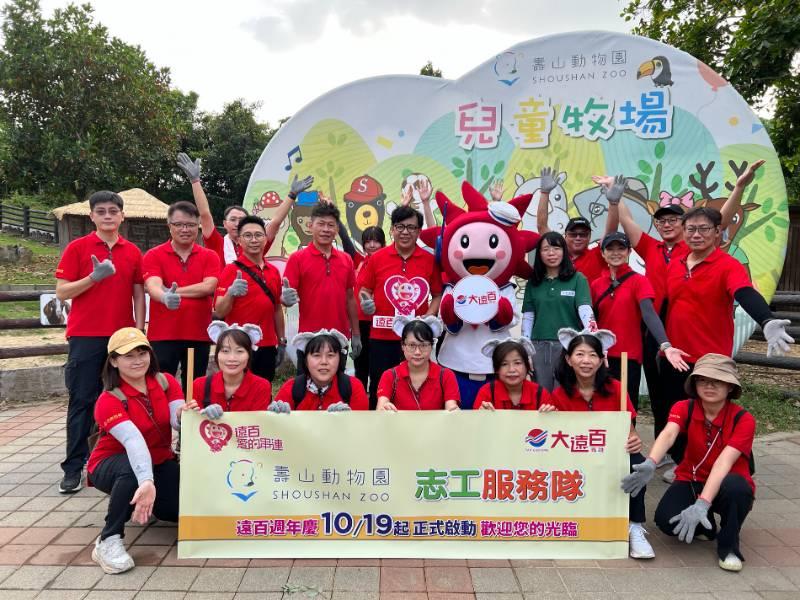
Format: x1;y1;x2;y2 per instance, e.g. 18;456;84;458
291;329;349;354
557;327;617;355
392;315;444;339
207;320;263;350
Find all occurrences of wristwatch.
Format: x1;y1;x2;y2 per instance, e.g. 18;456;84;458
659;342;672;351
279;337;288;346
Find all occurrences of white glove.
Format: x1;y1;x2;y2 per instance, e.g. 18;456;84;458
764;319;794;357
161;283;181;310
267;400;291;414
281;277;298;306
327;402;351;412
200;404;224;420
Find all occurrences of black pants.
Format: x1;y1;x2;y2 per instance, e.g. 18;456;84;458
354;320;372;391
152;340;211;391
629;453;647;523
251;346;277;382
657;357;695;463
642;329;665;435
62;336;108;476
89;454;180;540
608;356;643;412
368;339;404;410
654;475;754;560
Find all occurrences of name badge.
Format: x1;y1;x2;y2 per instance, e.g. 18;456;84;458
372;315;395;329
560;290;576;297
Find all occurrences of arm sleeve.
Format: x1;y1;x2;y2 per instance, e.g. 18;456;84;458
577;305;595;329
338;222;357;258
574;273;592;307
639;298;668;346
108;421;154;485
442;368;461;406
169;400;184;431
734;287;772;327
667;399;691;428
521;311;534;339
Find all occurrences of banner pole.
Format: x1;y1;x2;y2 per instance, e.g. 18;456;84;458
619;351;628;412
186;348;195;404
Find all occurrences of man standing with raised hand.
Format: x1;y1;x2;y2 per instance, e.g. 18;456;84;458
55;191;145;493
143;201;220;389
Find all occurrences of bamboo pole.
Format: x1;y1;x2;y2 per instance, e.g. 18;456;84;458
619;351;628;411
185;347;195;404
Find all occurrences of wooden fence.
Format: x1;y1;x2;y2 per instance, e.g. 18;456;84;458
0;203;58;243
778;207;800;292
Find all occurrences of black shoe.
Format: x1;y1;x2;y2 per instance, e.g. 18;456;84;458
59;472;82;494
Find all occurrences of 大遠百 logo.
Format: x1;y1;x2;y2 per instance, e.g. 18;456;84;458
525;428;548;449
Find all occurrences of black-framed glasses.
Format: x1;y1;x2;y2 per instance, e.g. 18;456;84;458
403;342;432;352
684;225;715;235
169;222;199;230
393;224;419;233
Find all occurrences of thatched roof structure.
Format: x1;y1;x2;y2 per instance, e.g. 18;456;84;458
52;188;169;220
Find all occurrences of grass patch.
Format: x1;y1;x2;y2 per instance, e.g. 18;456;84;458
0;231;59;256
0;300;39;320
739;383;800;435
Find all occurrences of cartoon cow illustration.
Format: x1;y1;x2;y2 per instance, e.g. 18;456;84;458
513;171;570;235
226;459;260;502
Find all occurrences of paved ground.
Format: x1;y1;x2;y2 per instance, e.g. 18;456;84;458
2;401;800;599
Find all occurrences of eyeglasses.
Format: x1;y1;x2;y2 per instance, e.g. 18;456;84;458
566;231;590;239
695;377;724;387
403;342;432;352
684;225;715;235
393;224;420;233
169;222;199;230
240;232;266;241
93;208;121;217
655;216;680;225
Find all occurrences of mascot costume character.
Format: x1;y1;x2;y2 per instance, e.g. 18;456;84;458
420;182;539;409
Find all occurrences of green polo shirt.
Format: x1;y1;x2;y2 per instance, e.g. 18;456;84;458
522;272;591;341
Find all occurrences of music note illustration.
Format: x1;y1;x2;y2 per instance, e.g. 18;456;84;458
284;146;303;171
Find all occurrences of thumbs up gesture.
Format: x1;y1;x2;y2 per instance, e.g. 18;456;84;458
227;271;248;297
161;282;181;310
89;255;115;282
359;290;376;315
281;277;298;307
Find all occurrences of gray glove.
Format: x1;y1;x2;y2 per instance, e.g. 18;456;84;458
539;167;557;193
227;271;248;297
289;174;314;198
201;404;224;420
176;152;201;183
764;319;794;357
351;335;362;358
90;255;115;282
360;293;376;315
267;400;291;414
620;457;656;497
281;277;298;306
604;175;626;205
275;344;287;369
669;498;712;543
161;282;181;310
327;401;352;412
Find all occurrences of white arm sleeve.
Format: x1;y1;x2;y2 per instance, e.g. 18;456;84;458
521;311;534;339
108;421;154;485
577;304;595;329
169;399;184;431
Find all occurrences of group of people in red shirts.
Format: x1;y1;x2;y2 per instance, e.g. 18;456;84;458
53;154;792;575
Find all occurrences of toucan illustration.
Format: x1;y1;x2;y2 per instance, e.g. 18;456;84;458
637;56;673;87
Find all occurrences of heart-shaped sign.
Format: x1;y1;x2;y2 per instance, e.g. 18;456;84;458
199;419;233;453
384;275;429;316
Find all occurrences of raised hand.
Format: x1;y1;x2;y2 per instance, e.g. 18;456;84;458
176;152;201;183
540;167;557;194
605;175;627;205
736;159;765;188
281;277;298;306
90;255;115;282
489;179;504;201
226;271;248;297
418;178;433;204
161;283;181;310
289;174;314;198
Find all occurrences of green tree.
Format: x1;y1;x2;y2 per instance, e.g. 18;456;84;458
621;0;800;201
0;0;196;201
420;61;443;77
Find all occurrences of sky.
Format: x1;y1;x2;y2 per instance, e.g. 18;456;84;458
28;0;632;125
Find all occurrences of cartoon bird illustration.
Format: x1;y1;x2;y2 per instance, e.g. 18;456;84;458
637;56;673;87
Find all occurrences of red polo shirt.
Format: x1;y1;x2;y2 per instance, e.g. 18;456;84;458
668;399;755;493
358;244;443;341
550;378;636;421
475;379;550;410
284;244;356;337
203;228;229;266
274;375;369;410
572;246;605;283
665;248;751;362
590;265;655;363
55;232;143;338
143;241;220;342
192;370;271;412
88;372;183;475
215;256;282;347
375;361;460;410
634;232;689;313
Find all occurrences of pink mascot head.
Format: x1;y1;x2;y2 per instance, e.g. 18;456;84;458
420;181;540;284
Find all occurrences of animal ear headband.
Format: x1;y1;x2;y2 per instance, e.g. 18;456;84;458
207;320;263;350
291;329;349;354
392;315;444;338
557;327;617;355
481;337;537;362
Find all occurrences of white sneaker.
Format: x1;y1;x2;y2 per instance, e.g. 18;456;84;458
657;454;675;469
92;535;135;574
718;552;743;572
629;523;655;559
662;466;676;483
